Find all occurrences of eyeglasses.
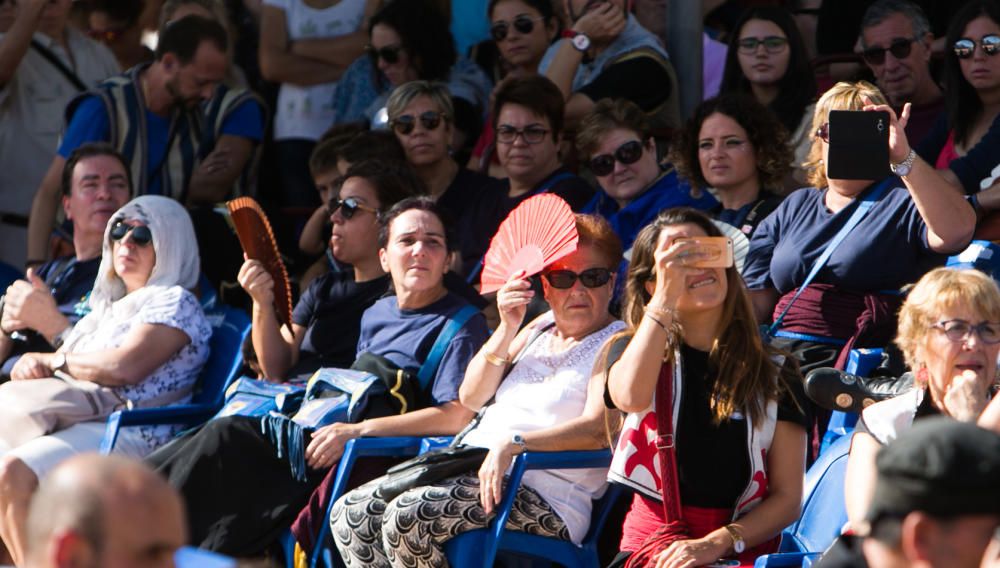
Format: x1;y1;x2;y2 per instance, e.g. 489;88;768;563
366;44;404;65
496;124;549;144
87;27;127;43
490;15;544;42
109;221;153;247
861;37;919;65
815;122;829;143
329;197;378;220
390;111;447;135
588;140;644;177
953;34;1000;59
543;268;612;289
737;36;789;54
932;319;1000;344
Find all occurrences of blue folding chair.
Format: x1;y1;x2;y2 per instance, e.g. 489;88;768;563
443;449;619;568
819;348;883;453
753;434;852;567
100;306;251;453
175;546;237;567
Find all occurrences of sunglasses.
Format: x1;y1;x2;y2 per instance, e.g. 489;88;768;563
109;221;153;247
490;15;544;42
815;122;829;143
954;34;1000;59
543;268;612;289
588;140;644;177
861;37;918;65
366;44;404;65
329;197;378;220
495;124;549;144
737;36;788;54
932;319;1000;344
390;111;446;135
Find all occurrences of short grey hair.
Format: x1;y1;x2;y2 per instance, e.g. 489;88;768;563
860;0;932;48
385;80;454;122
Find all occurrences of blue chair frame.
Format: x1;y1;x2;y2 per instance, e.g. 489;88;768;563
443;449;619;568
99;306;251;453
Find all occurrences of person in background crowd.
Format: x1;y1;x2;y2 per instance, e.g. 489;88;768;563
0;0;119;269
87;0;154;70
859;0;944;148
1;144;131;378
720;6;816;187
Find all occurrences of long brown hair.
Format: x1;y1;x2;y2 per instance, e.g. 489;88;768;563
617;208;788;424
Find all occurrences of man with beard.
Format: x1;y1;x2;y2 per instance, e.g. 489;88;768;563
25;15;253;268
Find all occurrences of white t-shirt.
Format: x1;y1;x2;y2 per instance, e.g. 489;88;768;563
462;313;625;544
263;0;367;140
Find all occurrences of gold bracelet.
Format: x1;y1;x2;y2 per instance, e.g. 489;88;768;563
483;350;510;367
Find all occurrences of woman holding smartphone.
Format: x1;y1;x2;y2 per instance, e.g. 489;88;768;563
605;207;807;568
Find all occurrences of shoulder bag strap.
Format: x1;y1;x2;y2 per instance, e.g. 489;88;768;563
29;39;87;92
417;304;479;392
767;179;893;336
654;352;683;520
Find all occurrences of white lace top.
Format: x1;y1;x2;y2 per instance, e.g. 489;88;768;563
462;312;625;544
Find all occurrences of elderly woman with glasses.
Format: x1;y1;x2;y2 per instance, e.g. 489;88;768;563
843;268;1000;532
743;81;974;449
0;196;211;565
332;214;625;567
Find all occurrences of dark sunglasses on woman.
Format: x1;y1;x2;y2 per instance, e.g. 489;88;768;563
954;34;1000;59
490;15;544;42
861;36;918;65
109;221;153;247
390;111;446;135
588;140;644;177
543;268;612;289
366;44;404;65
329;197;378;220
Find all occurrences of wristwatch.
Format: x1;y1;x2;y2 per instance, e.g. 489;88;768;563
51;326;72;350
890;149;917;177
511;433;528;454
724;524;746;554
51;352;68;374
561;29;591;52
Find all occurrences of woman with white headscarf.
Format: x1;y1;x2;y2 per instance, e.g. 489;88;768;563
0;195;212;566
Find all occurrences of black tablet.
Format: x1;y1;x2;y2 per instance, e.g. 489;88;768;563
826;110;891;181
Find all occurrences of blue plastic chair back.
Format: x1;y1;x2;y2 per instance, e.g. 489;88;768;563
947;240;1000;282
821;348;883;452
195;307;252;407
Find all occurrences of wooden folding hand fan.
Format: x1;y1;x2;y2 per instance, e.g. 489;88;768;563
226;197;294;333
480;194;579;294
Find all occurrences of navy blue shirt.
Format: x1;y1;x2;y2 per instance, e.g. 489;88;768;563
357;292;488;404
744;183;948;294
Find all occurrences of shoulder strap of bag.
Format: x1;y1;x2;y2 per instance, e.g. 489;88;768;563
417;304;479;393
29;39;87;92
767;178;893;336
654;351;683;520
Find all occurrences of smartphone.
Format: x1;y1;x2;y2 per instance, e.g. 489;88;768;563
826;110;890;180
675;236;734;268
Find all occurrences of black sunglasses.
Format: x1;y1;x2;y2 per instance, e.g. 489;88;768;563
329;197;378;220
588;140;644;177
543;268;612;289
390;111;447;135
366;44;404;65
815;122;829;142
109;221;153;247
861;36;919;65
490;15;543;42
954;34;1000;59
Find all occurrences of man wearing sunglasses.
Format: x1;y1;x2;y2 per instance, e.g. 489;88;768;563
0;0;119;269
858;0;943;146
0;143;130;382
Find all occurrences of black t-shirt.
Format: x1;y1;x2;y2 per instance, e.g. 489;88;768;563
290;271;390;376
577;56;672;113
604;337;808;507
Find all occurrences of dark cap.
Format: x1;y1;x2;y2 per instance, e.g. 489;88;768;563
866;417;1000;524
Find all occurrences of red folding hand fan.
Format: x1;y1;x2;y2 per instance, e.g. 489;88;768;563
226;197;294;333
480;194;579;294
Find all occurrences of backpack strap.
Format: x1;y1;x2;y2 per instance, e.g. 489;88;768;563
417;304;479;393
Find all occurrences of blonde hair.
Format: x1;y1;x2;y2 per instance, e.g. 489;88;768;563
804;81;888;189
386;81;454;123
896;267;1000;369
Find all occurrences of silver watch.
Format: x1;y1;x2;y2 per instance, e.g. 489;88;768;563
890;149;917;177
511;433;528;453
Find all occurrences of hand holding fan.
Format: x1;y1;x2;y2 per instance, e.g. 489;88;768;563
480;194;579;294
226;197;294;333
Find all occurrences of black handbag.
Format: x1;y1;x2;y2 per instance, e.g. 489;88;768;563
375;444;489;502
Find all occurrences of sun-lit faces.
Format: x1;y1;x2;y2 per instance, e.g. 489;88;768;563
646;223;728;313
737;19;790;87
379;209;449;294
698;112;759;193
65;155;131;238
328;176;382;266
495;103;559;185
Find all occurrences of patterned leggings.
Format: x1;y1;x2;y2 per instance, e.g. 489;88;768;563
330;472;571;568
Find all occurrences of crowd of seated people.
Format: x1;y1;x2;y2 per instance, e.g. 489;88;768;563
7;0;1000;566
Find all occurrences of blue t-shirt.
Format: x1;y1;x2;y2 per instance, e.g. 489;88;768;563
58;95;265;195
743;183;948;294
356;292;488;405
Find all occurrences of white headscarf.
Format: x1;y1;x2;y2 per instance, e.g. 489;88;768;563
68;196;200;342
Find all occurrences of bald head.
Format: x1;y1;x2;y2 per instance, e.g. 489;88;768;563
25;454;186;568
